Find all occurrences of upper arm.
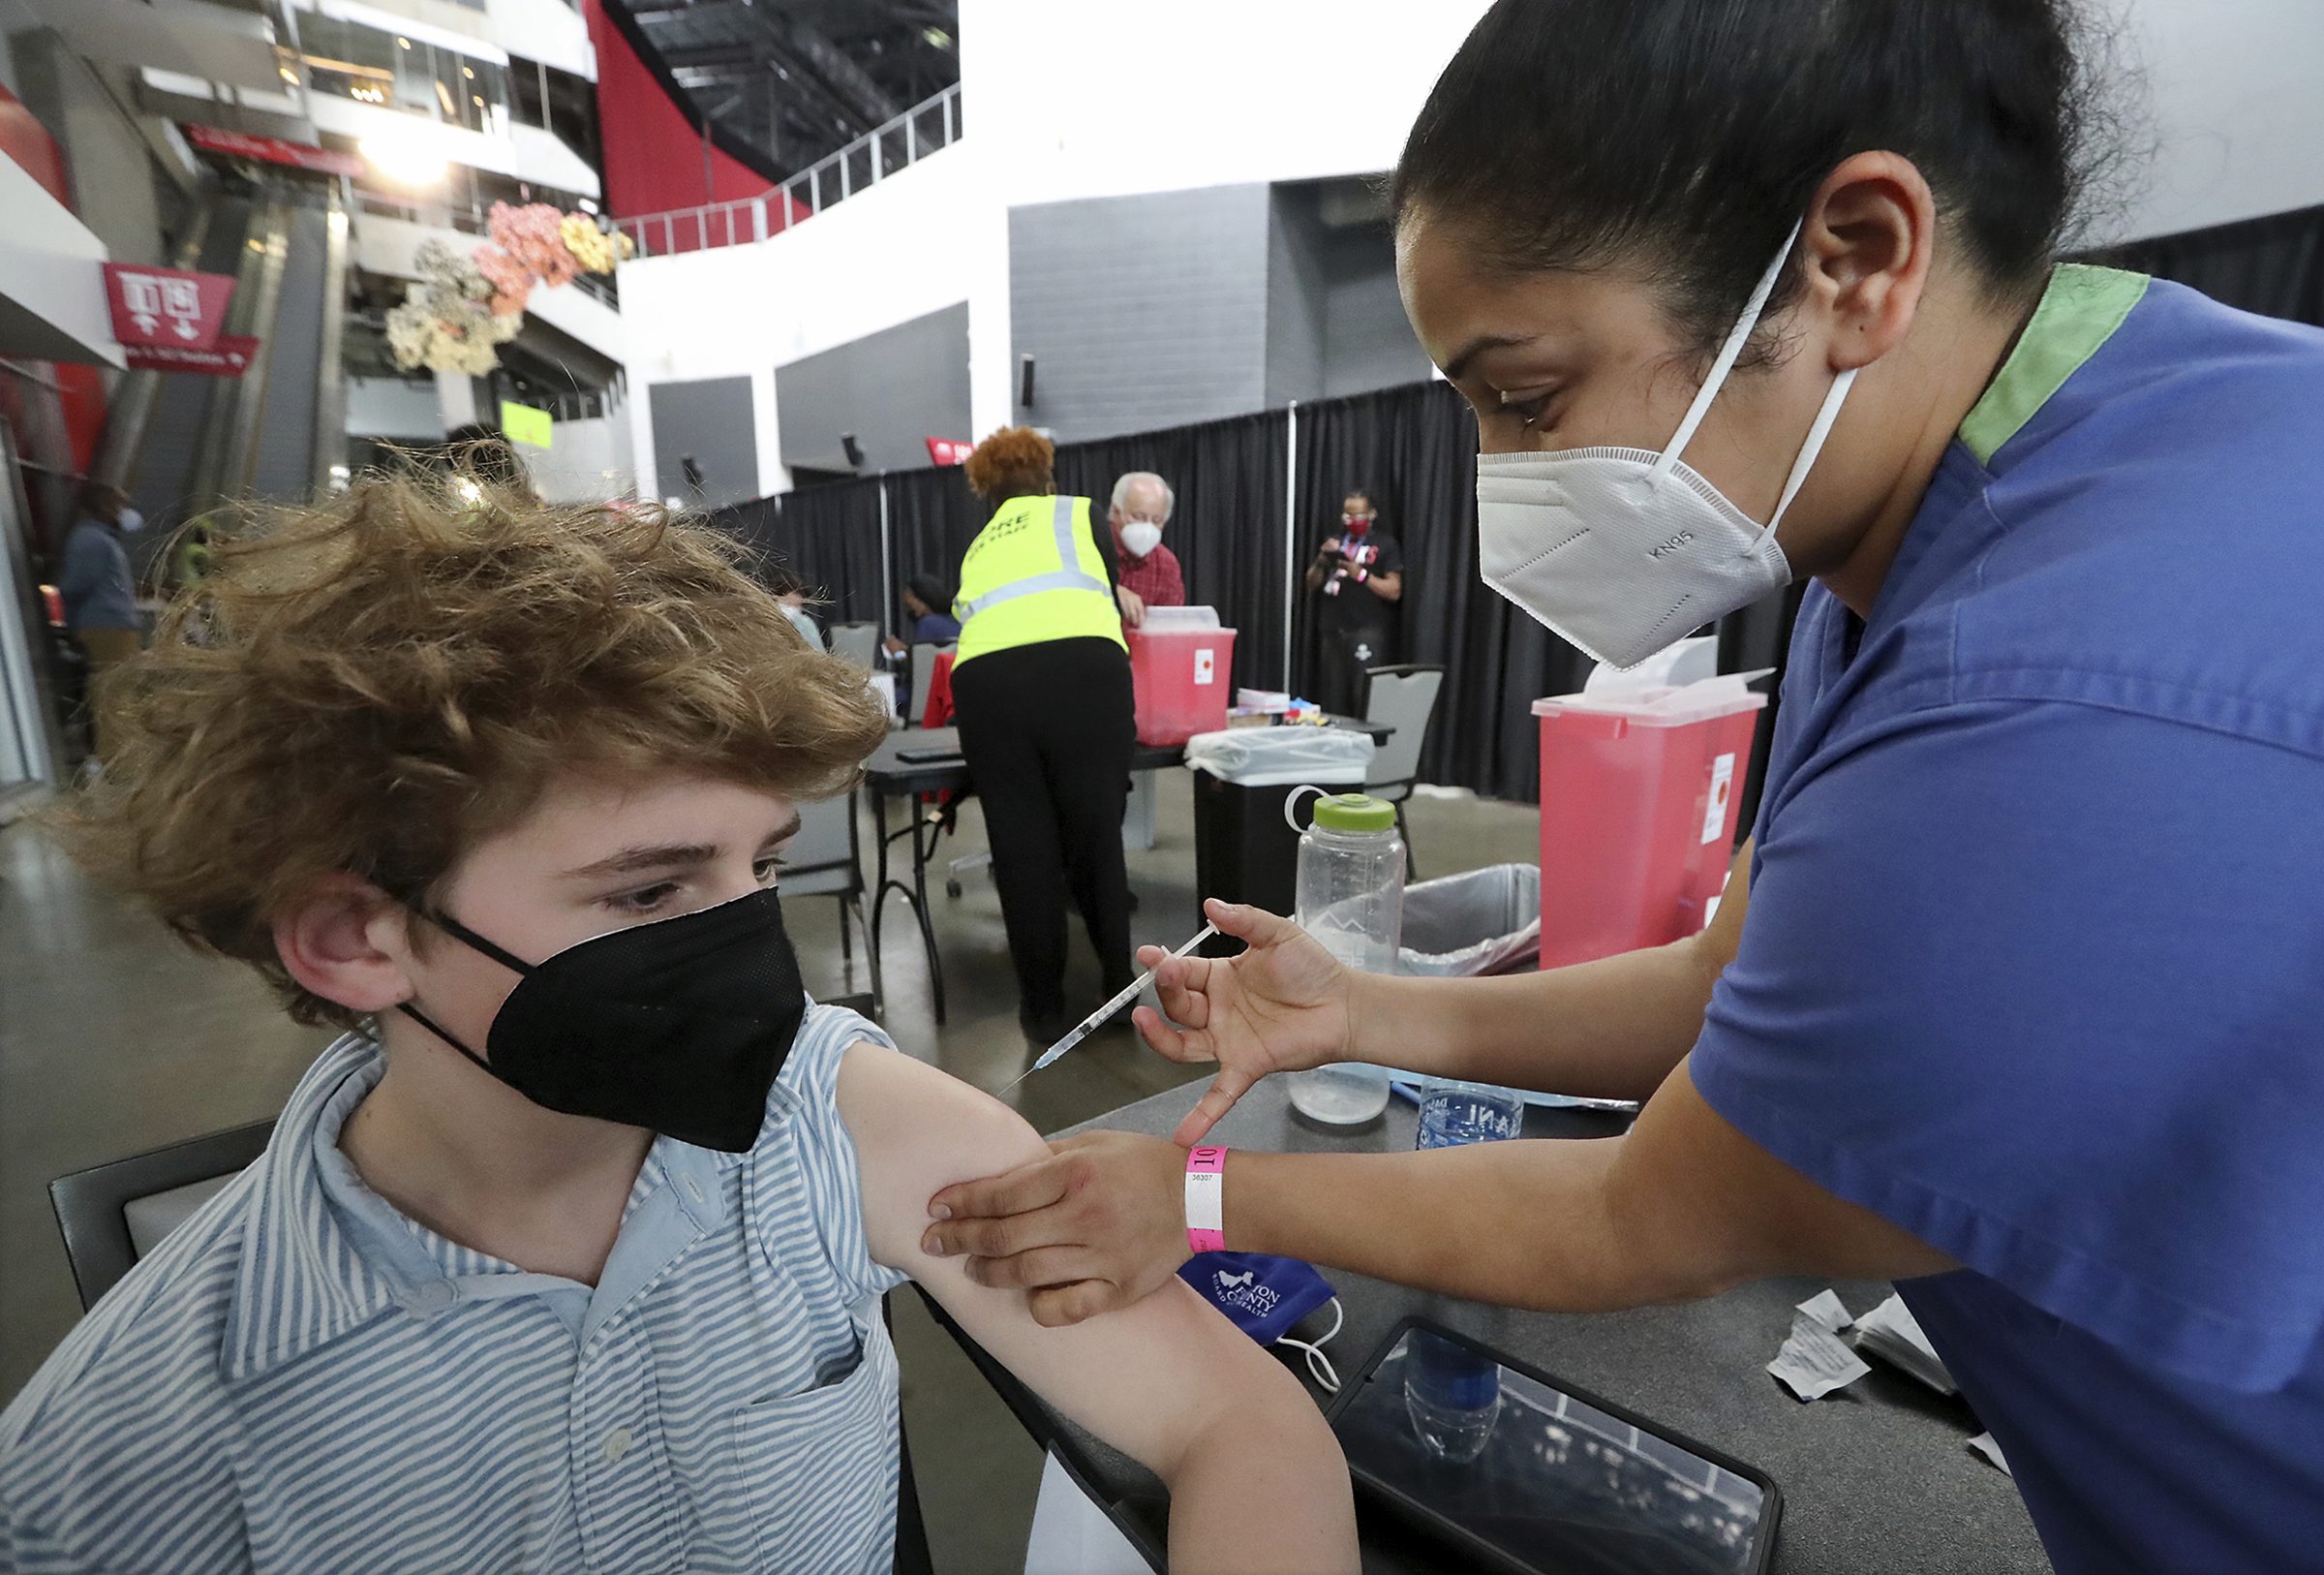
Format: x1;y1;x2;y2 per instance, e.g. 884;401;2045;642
1608;1057;1957;1298
837;1044;1316;1478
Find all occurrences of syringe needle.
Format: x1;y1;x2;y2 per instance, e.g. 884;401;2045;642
995;920;1220;1093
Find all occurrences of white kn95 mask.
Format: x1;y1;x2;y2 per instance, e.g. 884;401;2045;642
1474;221;1856;669
1120;520;1163;559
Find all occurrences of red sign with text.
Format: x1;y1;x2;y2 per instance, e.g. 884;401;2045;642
122;334;259;377
102;262;235;351
182;122;365;177
926;438;973;467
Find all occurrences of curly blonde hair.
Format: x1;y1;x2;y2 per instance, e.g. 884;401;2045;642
46;472;889;1031
963;426;1055;504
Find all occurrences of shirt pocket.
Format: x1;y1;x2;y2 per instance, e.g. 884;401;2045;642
734;1321;901;1574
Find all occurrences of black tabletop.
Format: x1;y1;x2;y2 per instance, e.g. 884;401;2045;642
1044;1078;2050;1575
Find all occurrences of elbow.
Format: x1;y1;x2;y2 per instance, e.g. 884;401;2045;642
1164;1388;1358;1575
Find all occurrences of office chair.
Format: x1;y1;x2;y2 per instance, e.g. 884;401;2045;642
827;622;881;669
1362;664;1446;879
782;789;879;1010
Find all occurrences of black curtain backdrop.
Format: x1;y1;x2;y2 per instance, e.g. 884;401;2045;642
881;464;983;633
1292;382;1597;800
1052;408;1292;696
714;479;885;626
2092;203;2324;328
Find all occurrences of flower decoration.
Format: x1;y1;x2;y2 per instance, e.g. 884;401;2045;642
385;238;522;376
560;213;632;274
473;201;583;317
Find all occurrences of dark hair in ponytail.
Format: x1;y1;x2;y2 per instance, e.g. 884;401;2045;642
1392;0;2113;356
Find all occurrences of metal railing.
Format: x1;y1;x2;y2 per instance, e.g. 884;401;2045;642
614;81;960;260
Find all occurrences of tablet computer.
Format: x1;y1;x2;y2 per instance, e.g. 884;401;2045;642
1325;1317;1781;1575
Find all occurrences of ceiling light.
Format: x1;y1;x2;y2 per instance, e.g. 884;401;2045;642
397;36;411;47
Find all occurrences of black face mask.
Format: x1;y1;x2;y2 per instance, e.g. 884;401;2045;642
397;887;807;1153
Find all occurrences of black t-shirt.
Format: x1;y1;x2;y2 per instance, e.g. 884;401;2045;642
1315;527;1402;633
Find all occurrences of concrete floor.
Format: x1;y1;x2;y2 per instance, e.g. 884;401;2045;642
0;770;1540;1572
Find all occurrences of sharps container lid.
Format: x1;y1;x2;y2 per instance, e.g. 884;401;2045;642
1311;792;1396;832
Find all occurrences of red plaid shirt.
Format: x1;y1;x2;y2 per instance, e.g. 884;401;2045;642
1117;541;1185;607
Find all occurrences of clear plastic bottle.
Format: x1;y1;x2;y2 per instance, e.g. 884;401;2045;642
1283;788;1401;1126
1402;1078;1523;1459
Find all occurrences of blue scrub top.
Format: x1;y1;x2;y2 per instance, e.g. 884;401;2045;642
1691;266;2324;1572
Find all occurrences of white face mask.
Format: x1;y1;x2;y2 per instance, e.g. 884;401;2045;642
1473;222;1856;669
116;507;144;534
1120;520;1163;558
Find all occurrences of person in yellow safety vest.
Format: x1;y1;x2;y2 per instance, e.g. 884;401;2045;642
951;427;1142;1043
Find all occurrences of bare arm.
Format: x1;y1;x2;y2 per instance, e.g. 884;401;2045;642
1139;841;1753;1142
926;1056;1954;1325
841;1044;1356;1575
1361;570;1402;603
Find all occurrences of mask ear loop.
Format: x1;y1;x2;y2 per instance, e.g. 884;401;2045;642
1648;221;1805;492
1274;1296;1345;1394
1762;366;1858;538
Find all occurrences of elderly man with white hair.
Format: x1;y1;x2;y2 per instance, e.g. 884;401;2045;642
1107;471;1185;622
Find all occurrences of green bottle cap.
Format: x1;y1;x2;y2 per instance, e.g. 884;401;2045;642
1310;792;1396;832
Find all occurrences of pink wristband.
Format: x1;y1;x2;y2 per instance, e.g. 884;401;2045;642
1184;1146;1227;1254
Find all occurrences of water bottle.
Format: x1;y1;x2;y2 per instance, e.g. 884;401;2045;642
1402;1324;1504;1465
1402;1080;1524;1461
1282;788;1401;1126
1417;1079;1526;1149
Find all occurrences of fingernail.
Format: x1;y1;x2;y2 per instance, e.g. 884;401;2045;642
928;1203;951;1220
921;1231;950;1256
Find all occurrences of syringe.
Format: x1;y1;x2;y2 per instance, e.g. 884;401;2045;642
998;921;1220;1092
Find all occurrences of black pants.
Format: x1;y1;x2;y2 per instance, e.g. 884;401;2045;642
1312;623;1390;718
951;637;1136;1018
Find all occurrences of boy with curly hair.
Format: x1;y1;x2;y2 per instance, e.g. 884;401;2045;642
0;475;1356;1573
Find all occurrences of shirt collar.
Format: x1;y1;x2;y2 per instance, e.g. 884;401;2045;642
1957;263;2149;468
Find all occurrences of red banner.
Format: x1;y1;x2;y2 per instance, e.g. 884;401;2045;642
123;334;259;377
926;438;973;467
102;262;235;351
182;122;364;177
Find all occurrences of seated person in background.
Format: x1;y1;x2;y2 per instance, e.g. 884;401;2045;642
1109;471;1185;621
881;572;963;656
777;585;827;649
0;473;1358;1575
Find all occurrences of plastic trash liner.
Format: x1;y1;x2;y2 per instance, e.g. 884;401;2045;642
1397;863;1541;977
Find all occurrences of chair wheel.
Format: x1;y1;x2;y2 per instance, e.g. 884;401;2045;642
945;880;963;898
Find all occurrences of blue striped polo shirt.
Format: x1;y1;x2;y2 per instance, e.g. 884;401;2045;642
0;1004;909;1573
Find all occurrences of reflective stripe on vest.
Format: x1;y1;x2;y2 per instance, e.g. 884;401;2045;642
953;494;1124;664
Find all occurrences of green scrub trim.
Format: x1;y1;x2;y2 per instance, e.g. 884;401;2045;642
1959;263;2151;466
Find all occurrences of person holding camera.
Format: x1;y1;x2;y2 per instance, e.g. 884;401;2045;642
1302;486;1403;717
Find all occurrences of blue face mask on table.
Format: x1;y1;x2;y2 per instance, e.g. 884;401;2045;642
1178;1251;1345;1392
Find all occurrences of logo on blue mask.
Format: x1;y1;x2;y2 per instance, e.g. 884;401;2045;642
1178;1251;1344;1392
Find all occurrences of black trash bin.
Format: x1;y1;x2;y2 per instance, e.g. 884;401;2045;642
1191;774;1305;948
1184;726;1377;955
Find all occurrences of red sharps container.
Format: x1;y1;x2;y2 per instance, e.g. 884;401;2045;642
1531;672;1768;969
1126;606;1237;746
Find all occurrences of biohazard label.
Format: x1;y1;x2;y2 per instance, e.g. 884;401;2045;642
1701;753;1736;845
1195;648;1215;685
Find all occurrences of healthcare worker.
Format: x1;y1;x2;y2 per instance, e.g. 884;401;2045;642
951;428;1139;1043
919;2;2324;1569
